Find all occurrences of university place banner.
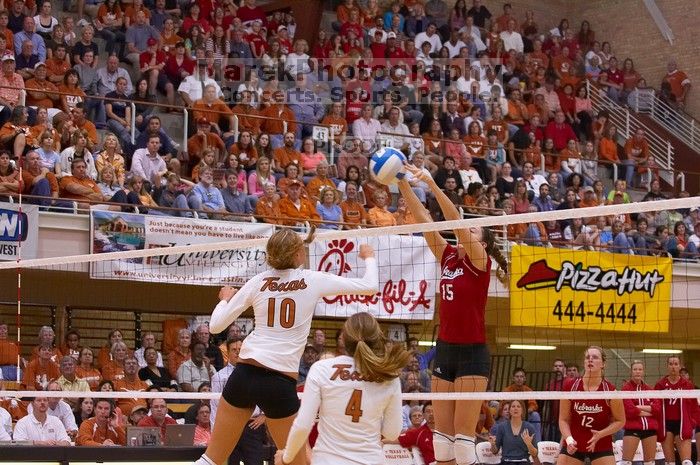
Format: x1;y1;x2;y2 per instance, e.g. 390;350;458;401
510;244;672;332
309;235;438;320
0;202;38;261
90;211;273;285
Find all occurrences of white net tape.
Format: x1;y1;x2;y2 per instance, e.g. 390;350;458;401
1;197;698;270
2;389;699;401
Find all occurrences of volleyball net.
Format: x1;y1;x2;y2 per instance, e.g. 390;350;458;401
0;196;699;409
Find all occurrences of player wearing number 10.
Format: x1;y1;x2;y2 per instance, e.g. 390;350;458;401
559;346;625;465
194;229;379;465
397;163;508;465
274;312;410;465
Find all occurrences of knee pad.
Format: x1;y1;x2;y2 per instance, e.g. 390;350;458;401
454;434;477;465
433;430;455;462
621;460;633;465
194;454;217;465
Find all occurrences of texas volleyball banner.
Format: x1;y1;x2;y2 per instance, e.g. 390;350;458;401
0;202;39;261
89;210;273;285
510;244;672;332
309;235;438;320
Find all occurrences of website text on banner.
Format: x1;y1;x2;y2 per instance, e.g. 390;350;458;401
0;202;38;261
309;235;438;321
510;244;672;332
90;210;273;286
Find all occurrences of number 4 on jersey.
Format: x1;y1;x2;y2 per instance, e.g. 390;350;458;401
345;389;363;423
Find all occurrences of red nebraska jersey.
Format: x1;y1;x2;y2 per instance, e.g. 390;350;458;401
654;376;691;421
565;377;616;453
621;380;659;431
438;245;491;344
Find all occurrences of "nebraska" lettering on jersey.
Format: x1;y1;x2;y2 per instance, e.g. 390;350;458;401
260;277;308;292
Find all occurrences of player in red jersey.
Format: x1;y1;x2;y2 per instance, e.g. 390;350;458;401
654;356;699;465
559;346;625;465
621;361;660;465
398;164;508;465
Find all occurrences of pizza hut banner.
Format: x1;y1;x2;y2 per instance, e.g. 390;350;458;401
510;245;672;332
90;210;273;286
309;235;438;320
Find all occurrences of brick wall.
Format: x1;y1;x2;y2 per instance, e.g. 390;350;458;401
482;0;700;117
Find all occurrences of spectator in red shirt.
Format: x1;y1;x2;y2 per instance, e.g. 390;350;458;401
340;9;363;40
137;398;177;444
237;0;267;29
602;56;624;103
164;41;194;90
139;37;174;107
544;110;577;151
394;403;435;465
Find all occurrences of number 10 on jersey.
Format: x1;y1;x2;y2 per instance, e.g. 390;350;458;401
267;298;296;328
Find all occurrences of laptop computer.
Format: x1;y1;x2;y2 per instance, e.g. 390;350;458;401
165;424;196;447
126;426;162;447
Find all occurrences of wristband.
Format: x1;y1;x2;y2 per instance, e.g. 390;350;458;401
565;436;575;446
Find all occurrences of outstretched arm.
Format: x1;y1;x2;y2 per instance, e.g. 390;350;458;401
403;165;488;271
397;177;447;259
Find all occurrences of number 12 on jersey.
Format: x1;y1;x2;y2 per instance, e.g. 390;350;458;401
266;298;296;328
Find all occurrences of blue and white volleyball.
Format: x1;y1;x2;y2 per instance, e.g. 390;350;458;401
369;147;407;185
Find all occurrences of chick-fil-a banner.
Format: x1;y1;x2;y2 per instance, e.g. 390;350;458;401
309;235;438;320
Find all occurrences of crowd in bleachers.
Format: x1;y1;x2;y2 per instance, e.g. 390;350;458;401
0;0;695;258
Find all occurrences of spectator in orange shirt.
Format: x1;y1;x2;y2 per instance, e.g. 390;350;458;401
598;124;621;180
187;117;226;171
278;179;320;226
45;43;70;84
23;344;60;390
101;341;128;383
193;84;235;141
29;325;60;362
306;160;335;202
57;158;103;210
272;131;302;175
259;92;297;149
113;356;148;416
623;128;655;188
166;328;191;379
340;180;367;228
663;60;691;108
368;189;396;226
0;322;19;371
254;181;281;224
231;90;261;136
502;367;541;441
76;398;126;446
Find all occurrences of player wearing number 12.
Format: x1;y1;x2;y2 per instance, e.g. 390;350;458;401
397;164;508;465
559;346;625;465
274;312;409;465
193;229;379;465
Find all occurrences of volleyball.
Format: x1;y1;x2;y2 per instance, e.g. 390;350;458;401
369;147;407;185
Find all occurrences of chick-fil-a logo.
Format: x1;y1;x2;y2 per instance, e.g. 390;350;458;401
316;239;432;314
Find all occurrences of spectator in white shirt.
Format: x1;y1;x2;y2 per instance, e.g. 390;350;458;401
380;107;410;152
14;396;72;445
28;382;78;440
0;405;11;439
130;135;168;186
178;62;223;108
413;22;442;55
352;104;382;153
133;332;164;368
404;152;433;204
443;30;466;58
458;16;486;52
499;18;523;54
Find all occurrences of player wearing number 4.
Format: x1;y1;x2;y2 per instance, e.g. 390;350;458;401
397;164;508;465
193;228;379;465
559;346;625;465
274;312;409;465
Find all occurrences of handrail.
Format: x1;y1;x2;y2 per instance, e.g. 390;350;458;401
6;192;375;230
587;80;675;187
632;88;700;155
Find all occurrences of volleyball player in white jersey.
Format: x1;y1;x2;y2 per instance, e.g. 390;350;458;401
274;312;409;465
194;229;379;465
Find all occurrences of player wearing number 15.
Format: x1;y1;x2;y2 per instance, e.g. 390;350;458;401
559;346;625;465
274;312;409;465
397;164;508;465
194;229;379;465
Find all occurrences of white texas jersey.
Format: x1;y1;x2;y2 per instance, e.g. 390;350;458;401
284;355;403;465
210;259;378;373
